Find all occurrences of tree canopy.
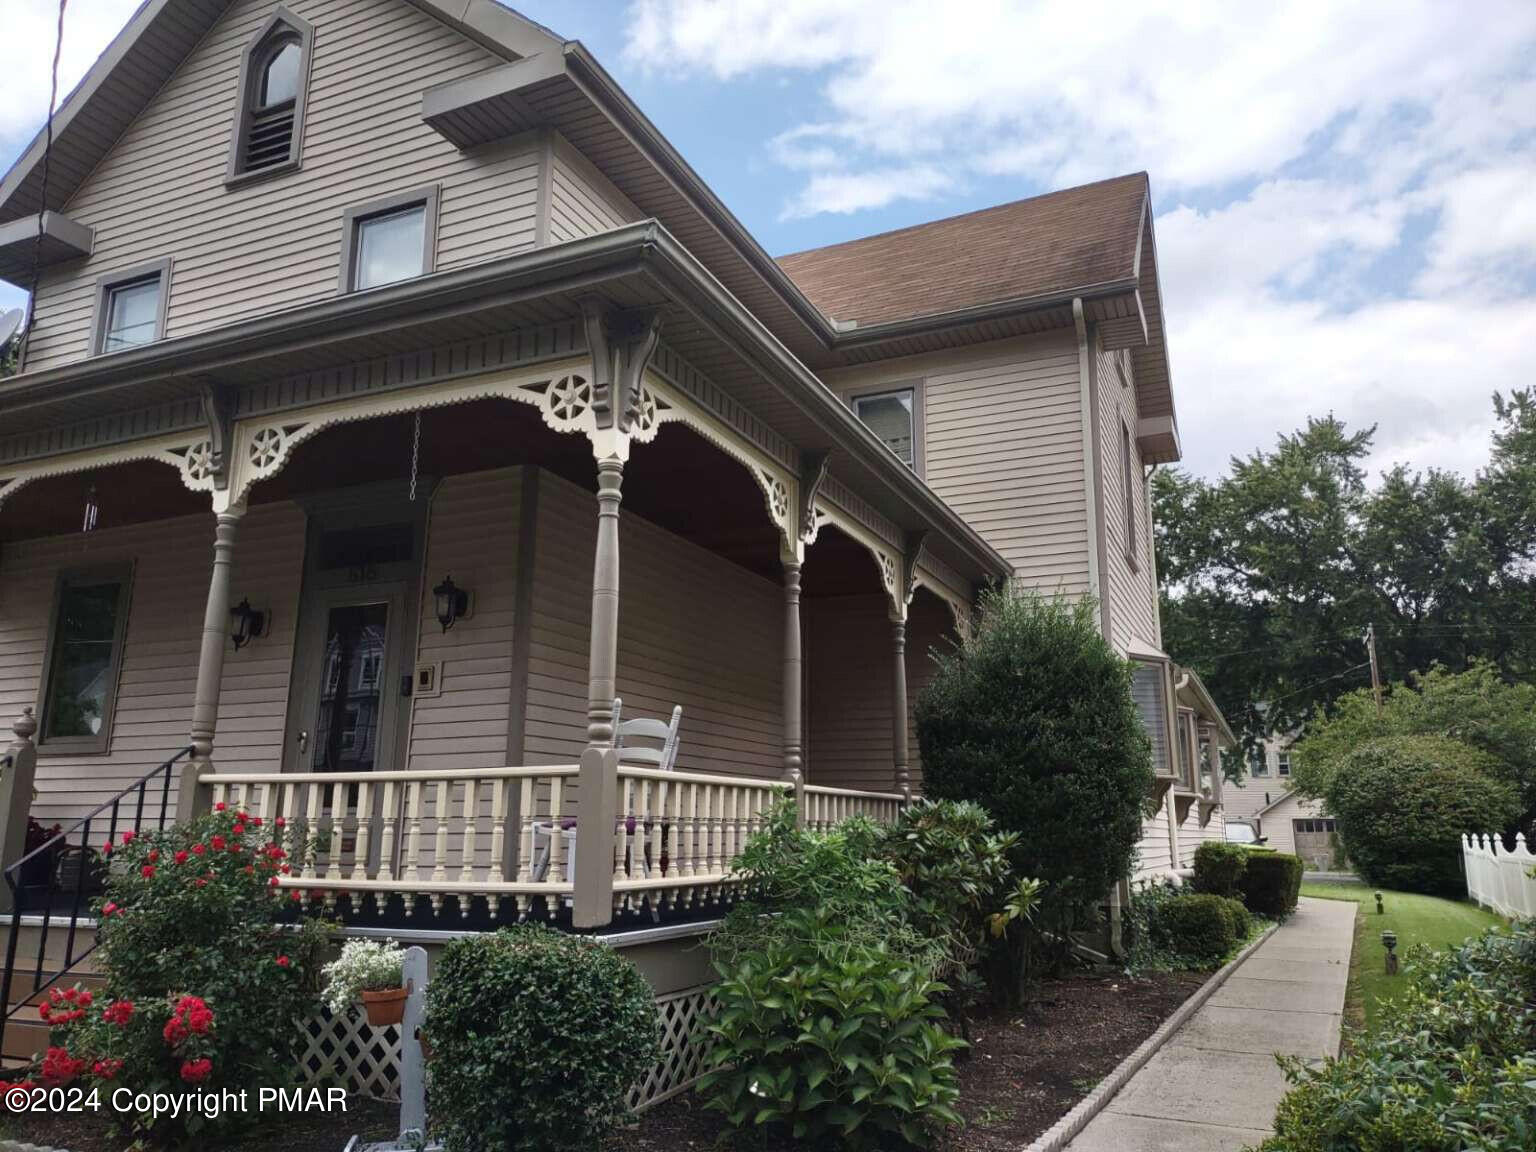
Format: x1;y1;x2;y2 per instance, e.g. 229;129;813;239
1155;391;1536;768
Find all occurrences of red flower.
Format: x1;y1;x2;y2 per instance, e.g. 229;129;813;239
231;823;245;836
101;1000;134;1026
174;850;189;865
121;830;135;844
214;802;227;812
179;1058;212;1084
37;1002;50;1021
102;841;112;855
251;817;264;827
61;988;77;1003
147;849;160;863
163;1016;188;1046
290;890;302;902
192;844;207;857
266;845;286;860
274;817;286;828
91;1058;123;1081
195;877;208;888
269;876;280;888
244;865;254;875
77;990;92;1008
100;901;118;918
210;835;226;851
40;1047;86;1087
275;955;290;968
280;864;291;874
140;864;156;879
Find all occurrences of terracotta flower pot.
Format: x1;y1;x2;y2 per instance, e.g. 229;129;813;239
360;986;408;1028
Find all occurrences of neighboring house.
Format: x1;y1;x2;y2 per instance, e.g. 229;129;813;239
0;0;1228;939
1224;733;1343;869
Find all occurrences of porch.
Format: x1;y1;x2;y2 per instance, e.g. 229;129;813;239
0;336;978;934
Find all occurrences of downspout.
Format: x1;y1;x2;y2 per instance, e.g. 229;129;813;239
1146;462;1164;644
1072;299;1109;639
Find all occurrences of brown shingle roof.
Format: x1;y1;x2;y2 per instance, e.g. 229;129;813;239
776;173;1149;328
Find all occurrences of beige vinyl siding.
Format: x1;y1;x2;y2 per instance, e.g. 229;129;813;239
804;591;948;793
1097;342;1161;654
522;471;783;777
1134;797;1174;877
25;0;543;371
405;469;521;773
825;333;1091;597
0;502;304;823
547;133;641;244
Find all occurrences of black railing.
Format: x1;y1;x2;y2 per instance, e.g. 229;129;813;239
0;746;192;1061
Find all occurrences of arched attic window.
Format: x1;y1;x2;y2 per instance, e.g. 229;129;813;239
226;8;314;184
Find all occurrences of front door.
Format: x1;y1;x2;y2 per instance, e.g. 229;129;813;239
284;490;428;778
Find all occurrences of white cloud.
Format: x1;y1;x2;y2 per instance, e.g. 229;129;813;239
626;0;1536;479
0;0;143;152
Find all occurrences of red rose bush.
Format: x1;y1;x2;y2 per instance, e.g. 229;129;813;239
40;807;327;1145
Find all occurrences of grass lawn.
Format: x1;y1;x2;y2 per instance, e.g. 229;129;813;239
1300;881;1505;1034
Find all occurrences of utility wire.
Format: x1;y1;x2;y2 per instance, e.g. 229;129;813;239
19;0;68;365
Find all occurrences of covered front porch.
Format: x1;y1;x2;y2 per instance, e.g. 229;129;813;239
0;291;989;933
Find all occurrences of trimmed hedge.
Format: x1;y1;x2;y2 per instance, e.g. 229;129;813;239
1238;850;1303;920
1148;892;1238;966
425;925;658;1151
1324;734;1520;896
1191;841;1248;898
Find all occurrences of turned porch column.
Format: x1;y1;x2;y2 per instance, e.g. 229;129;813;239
782;561;803;782
178;508;242;818
585;459;624;747
891;614;910;797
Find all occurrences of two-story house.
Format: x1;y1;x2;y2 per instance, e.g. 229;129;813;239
0;0;1229;1031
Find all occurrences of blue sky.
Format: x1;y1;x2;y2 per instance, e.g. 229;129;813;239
4;0;1535;480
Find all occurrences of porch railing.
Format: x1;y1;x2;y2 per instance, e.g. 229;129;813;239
203;767;579;920
198;765;908;923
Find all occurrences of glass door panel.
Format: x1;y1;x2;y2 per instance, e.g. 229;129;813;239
311;602;389;774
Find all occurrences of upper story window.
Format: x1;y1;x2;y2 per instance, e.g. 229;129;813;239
227;9;314;185
1121;419;1139;568
38;566;134;754
1277;752;1292;778
1250;749;1270;777
91;260;170;355
850;383;923;472
340;188;439;292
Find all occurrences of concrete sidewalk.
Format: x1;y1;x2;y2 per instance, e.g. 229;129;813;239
1065;896;1356;1151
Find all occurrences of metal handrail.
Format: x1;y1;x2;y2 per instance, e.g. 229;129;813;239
0;745;192;1059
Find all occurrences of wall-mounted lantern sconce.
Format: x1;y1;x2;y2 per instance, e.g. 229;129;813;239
1381;930;1398;976
230;598;266;651
433;576;470;633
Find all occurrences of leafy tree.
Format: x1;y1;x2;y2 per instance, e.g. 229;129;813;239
915;588;1153;960
0;334;17;378
1156;397;1536;768
1292;662;1536;833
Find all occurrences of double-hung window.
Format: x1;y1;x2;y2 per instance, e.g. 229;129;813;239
38;567;133;753
92;262;169;354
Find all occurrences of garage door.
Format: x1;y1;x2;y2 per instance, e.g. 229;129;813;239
1292;818;1341;870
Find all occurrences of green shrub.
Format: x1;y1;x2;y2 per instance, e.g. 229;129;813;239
877;798;1017;970
37;807;327;1147
1237;850;1303;919
1324;735;1519;896
700;905;963;1149
916;589;1154;968
1191;841;1248;898
1220;895;1253;942
425;925;658;1151
1256;922;1536;1152
1147;892;1238;966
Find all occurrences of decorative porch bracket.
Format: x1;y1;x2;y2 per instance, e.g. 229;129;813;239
580;299;663;434
196;378;237;491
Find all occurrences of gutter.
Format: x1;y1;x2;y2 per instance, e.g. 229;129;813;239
0;220;1010;583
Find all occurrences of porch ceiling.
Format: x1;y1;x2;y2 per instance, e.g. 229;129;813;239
0;224;1009;587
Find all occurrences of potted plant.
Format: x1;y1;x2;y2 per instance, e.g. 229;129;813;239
321;938;408;1027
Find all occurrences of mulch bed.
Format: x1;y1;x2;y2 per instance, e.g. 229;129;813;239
0;1092;398;1151
607;968;1208;1151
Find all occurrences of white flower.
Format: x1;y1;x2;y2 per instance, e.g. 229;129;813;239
320;938;406;1015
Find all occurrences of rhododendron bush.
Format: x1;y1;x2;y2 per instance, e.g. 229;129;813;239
38;806;327;1145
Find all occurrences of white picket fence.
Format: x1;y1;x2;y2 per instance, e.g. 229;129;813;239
1462;832;1536;918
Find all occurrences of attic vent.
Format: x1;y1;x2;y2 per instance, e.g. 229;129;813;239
226;11;313;185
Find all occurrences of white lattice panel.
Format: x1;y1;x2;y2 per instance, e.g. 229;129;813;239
297;1009;402;1101
628;984;718;1113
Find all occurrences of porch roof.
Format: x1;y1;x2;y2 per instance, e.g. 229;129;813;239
0;220;1011;586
